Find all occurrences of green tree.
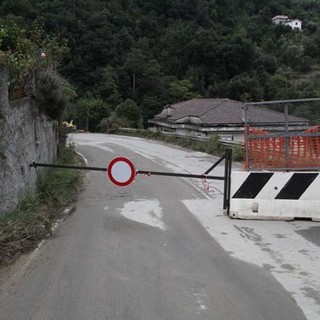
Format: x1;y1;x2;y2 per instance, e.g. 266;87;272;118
281;44;305;70
73;98;110;132
0;0;37;20
124;48;146;95
265;74;289;100
158;21;198;77
226;73;263;102
3;0;320;127
254;55;277;74
93;66;122;107
115;99;142;128
303;38;319;58
142;60;163;94
0;19;68;99
167;79;200;103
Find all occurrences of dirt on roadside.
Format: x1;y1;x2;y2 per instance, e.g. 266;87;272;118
0;208;68;266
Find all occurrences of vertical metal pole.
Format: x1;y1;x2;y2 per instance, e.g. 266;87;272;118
223;150;228;210
223;148;232;212
244;105;249;171
284;105;289;169
227;148;232;215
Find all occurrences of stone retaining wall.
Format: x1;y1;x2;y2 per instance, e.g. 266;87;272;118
0;66;58;215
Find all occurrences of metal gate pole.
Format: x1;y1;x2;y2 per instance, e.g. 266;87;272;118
223;148;232;212
284;105;290;169
227;148;232;214
244;104;249;171
29;161;225;180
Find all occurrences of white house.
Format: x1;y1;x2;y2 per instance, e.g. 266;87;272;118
272;15;302;30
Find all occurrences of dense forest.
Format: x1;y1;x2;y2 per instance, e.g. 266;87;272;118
1;0;320;130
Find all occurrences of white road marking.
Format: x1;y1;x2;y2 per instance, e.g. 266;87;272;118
71;137;115;154
118;199;166;230
76;151;88;166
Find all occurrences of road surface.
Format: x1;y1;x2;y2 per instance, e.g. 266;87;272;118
0;133;319;320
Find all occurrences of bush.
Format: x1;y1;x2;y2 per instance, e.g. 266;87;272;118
37;145;80;206
206;135;222;155
115;99;142;128
36;68;76;121
231;145;244;161
98;118;109;133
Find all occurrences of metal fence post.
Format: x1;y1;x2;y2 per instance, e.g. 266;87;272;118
243;104;249;171
284;104;290;169
223;148;232;213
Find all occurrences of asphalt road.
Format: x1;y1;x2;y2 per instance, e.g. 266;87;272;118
0;135;309;320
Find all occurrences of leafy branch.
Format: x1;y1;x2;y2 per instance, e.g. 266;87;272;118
0;19;68;100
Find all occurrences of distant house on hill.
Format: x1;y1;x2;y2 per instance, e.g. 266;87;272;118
149;99;309;143
272;15;302;30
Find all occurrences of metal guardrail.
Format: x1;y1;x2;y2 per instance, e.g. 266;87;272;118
119;128;243;148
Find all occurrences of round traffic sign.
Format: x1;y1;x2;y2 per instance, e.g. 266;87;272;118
107;157;136;187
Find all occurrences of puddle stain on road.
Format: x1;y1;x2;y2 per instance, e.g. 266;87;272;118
116;199;167;231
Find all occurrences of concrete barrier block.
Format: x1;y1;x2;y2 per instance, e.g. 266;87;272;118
230;171;320;221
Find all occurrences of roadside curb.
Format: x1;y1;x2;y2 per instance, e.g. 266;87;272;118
50;206;76;237
37;206;76;251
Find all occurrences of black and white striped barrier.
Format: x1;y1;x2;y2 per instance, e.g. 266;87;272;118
230;171;320;221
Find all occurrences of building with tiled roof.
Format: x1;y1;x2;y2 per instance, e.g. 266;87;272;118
149;98;309;143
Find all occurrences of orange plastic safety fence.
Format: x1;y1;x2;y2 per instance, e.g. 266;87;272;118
244;125;320;170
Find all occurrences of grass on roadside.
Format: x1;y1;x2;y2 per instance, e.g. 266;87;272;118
0;144;83;266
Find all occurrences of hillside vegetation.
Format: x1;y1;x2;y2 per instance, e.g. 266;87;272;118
1;0;320;129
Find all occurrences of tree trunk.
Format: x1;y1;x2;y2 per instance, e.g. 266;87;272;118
132;72;136;94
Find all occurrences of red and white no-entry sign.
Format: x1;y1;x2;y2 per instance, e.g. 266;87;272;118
107;157;136;187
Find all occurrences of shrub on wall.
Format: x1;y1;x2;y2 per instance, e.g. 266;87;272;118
36;68;76;121
0;19;68;100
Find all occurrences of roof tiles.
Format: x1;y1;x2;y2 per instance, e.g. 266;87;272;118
154;98;308;125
